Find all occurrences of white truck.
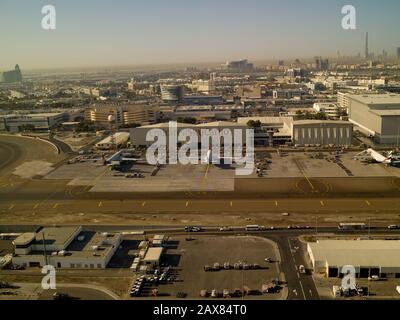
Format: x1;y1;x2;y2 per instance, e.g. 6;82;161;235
333;286;342;298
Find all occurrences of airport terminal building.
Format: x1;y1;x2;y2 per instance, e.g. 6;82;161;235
307;240;400;278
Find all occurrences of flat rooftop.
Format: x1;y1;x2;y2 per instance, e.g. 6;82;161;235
143;247;163;262
309;240;400;267
35;227;80;247
347;94;400;105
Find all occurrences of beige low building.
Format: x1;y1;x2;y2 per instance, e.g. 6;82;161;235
308;240;400;278
292;120;353;147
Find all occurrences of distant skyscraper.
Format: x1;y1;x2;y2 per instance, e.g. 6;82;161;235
365;32;369;59
0;64;22;83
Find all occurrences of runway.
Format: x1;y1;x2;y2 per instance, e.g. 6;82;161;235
1;135;400;226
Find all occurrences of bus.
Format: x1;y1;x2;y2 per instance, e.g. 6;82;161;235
246;225;260;231
338;223;367;231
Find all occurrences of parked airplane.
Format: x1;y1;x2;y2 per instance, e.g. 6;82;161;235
354;148;400;166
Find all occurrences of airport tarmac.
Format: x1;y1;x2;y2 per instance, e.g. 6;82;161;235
1;135;400;227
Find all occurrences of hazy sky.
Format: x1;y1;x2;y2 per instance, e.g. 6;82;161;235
1;0;400;70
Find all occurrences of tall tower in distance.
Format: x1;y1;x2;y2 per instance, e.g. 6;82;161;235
365;32;369;60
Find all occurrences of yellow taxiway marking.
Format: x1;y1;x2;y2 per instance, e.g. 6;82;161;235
142;202;146;207
98;201;103;208
320;201;325;207
53;203;59;209
365;200;371;206
33;204;39;210
203;164;210;181
295;159;315;191
8;204;15;210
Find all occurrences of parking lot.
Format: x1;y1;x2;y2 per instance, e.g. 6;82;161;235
130;235;285;300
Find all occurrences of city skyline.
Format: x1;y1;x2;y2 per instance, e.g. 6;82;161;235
1;0;400;70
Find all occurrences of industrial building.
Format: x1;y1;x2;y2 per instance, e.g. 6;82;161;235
2;112;69;133
292;120;353;147
308;240;400;278
142;247;164;270
95;132;130;150
160;105;231;122
342;93;400;144
130;121;248;147
237;117;353;147
12;226;122;269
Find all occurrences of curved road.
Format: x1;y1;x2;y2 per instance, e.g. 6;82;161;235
0;139;23;175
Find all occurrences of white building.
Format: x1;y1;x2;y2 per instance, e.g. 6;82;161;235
191;80;215;94
95;132;130;150
237;117;353;147
3;113;68;133
313;102;341;119
343;93;400;144
12;227;122;269
292;120;353;147
308;240;400;278
130;121;248;147
142;247;163;270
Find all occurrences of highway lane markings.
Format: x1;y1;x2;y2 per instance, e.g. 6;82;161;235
299;281;307;300
287;239;306;300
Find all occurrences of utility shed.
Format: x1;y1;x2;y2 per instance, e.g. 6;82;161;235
307;240;400;278
142;247;163;270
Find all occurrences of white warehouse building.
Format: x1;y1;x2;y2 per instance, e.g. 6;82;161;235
95;132;130;150
292;120;353;147
12;226;122;269
308;240;400;278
